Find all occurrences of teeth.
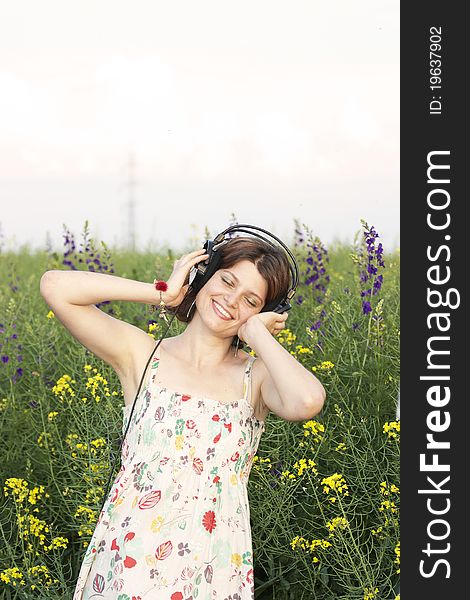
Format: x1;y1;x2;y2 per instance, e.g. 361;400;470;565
213;300;231;318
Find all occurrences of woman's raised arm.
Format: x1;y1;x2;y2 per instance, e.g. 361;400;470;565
39;270;160;377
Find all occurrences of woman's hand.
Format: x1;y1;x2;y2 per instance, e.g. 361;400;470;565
237;311;289;344
164;249;209;307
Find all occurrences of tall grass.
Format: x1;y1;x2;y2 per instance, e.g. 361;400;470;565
0;220;400;599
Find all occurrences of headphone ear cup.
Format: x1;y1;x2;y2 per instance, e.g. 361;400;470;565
262;299;292;314
190;240;221;294
197;247;222;290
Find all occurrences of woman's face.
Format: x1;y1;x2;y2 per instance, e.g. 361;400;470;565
195;259;268;334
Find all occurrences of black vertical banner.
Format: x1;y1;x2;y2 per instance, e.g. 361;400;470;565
401;3;466;597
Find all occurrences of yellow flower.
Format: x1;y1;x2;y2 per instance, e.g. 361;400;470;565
336;442;347;452
148;322;159;333
371;525;384;538
394;541;400;573
280;470;296;481
91;438;106;449
379;499;398;514
47;411;59;421
37;431;55;451
278;328;297;346
292;344;313;357
46;310;55;319
291;535;309;550
46;536;69;551
312;360;335;372
364;587;379;600
28;485;49;505
3;478;29;503
383;421;400;440
27;564;57;587
52;374;76;401
326;517;349;535
85;372;109;401
290;535;331;564
331;299;343;312
309;539;331;551
0;566;25;585
321;473;349;496
85;487;104;503
380;481;400;496
302;419;325;443
74;505;97;524
293;458;318;476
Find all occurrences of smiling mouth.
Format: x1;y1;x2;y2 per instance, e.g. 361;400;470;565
211;299;233;320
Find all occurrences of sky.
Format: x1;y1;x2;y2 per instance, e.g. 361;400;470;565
0;0;399;254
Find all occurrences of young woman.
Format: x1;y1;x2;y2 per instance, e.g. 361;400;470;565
40;235;325;599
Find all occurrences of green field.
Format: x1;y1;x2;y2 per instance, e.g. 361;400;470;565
0;220;400;599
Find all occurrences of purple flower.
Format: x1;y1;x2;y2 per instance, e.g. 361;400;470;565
1;355;8;363
356;220;386;315
293;220;305;247
54;222;116;313
305;274;319;285
373;274;384;294
298;227;330;335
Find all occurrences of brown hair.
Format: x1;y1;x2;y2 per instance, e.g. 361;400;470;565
167;236;292;348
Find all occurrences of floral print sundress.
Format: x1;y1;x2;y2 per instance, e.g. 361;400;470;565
73;348;265;600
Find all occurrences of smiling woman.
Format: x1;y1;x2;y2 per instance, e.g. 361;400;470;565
40;228;325;600
166;235;292;352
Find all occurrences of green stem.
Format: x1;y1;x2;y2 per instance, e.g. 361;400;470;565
355;309;373;395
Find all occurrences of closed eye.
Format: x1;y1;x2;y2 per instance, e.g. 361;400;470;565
222;276;257;307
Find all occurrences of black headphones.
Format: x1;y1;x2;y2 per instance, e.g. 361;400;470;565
188;223;299;313
98;224;298;517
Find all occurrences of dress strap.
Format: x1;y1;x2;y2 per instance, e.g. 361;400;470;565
242;355;256;404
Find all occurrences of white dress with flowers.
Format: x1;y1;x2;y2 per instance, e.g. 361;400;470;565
72;348;265;600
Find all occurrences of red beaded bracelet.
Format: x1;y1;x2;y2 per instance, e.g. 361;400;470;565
153;279;169;322
154;279;168;292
